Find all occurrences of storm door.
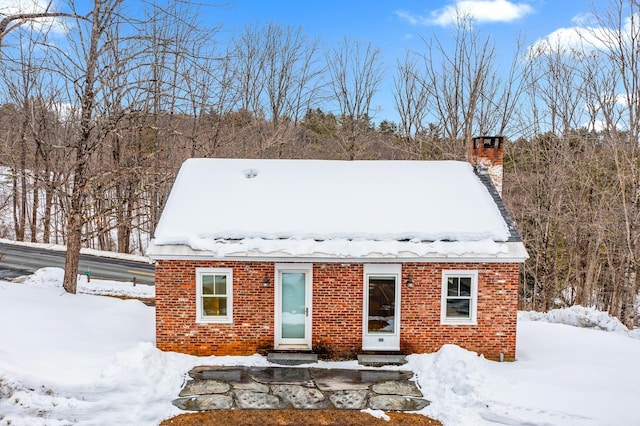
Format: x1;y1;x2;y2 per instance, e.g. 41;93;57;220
362;264;401;351
275;264;312;349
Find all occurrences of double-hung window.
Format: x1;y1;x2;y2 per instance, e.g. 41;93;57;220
440;270;478;325
196;268;233;323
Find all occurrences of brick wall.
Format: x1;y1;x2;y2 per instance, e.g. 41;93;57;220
400;262;519;360
155;260;519;360
469;136;504;166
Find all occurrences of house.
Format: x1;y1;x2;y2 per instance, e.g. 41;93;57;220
147;137;528;360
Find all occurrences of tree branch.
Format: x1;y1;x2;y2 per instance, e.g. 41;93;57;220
0;12;88;44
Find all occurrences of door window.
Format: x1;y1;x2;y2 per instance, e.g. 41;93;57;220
281;272;306;339
367;276;396;333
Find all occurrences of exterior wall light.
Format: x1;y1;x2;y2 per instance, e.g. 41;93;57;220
406;276;414;288
263;275;270;287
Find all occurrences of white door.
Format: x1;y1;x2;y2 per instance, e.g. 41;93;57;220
275;264;312;349
362;264;401;351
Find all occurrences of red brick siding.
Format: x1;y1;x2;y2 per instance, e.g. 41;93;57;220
400;263;519;360
312;263;364;358
155;260;519;360
469;136;504;166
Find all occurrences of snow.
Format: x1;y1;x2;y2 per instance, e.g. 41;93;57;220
361;408;390;421
1;270;639;425
151;159;515;257
152;236;513;259
480;321;640;425
518;305;634;334
20;267;155;299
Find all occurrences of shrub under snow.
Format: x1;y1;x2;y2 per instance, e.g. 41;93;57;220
518;305;638;336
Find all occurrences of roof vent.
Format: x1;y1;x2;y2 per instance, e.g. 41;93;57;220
243;169;258;179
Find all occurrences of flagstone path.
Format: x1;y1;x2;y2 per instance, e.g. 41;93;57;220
173;366;430;412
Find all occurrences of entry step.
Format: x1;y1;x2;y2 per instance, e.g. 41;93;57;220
267;352;318;365
357;354;407;367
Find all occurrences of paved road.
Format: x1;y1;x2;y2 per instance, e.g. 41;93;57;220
0;242;155;285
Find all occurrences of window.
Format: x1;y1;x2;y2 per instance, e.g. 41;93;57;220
196;268;233;323
367;276;397;333
441;270;478;325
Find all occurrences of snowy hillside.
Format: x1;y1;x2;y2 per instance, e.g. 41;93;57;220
0;270;639;425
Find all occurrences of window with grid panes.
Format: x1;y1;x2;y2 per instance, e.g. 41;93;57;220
196;268;233;323
441;270;478;325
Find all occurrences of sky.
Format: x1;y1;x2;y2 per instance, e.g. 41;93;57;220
210;0;598;121
0;0;610;123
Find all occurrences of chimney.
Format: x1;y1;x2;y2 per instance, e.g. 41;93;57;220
470;136;504;196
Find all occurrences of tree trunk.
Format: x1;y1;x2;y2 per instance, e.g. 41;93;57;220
63;207;83;294
62;0;103;294
42;169;54;244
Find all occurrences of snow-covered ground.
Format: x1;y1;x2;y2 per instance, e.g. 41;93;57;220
19;267;154;299
1;270;639;425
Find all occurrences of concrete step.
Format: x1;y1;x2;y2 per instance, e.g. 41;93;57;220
357;354;407;367
267;352;318;366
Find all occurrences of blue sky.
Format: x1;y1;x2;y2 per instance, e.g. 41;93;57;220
210;0;598;121
0;0;605;123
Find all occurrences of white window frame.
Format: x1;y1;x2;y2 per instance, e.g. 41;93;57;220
196;267;233;324
440;270;478;325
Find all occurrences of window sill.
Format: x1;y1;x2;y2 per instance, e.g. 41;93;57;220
440;319;477;326
196;317;233;324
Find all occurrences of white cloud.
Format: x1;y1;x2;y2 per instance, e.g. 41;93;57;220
53;101;78;122
528;25;615;56
570;13;592;26
584;118;624;133
582;93;631;132
0;0;69;35
395;10;420;26
530;14;640;56
615;92;631;107
586;119;606;132
396;0;534;27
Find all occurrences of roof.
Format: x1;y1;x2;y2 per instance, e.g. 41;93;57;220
474;168;521;243
148;158;528;261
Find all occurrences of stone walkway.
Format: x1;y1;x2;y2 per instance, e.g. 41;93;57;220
173;366;430;411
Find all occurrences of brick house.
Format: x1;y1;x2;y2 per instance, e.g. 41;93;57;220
147;137;528;360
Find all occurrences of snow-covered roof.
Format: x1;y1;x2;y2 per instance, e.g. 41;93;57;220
149;158;527;260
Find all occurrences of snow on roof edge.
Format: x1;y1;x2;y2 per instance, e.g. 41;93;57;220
147;238;530;262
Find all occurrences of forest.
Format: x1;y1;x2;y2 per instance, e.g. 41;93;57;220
0;0;639;326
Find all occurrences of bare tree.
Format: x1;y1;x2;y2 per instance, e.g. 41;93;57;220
393;53;430;157
326;38;383;160
228;22;324;156
523;43;587;136
581;0;640;326
393;13;524;163
0;6;60;242
419;15;496;142
58;0;119;293
232;22;267;118
262;23;323;127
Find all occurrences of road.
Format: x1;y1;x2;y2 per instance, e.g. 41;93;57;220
0;242;155;285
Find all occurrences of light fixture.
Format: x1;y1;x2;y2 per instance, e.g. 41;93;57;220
406;276;414;288
263;275;270;287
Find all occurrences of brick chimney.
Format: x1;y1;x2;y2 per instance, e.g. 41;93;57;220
470;136;504;196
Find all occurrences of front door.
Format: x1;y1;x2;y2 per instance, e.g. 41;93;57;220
275;264;312;349
362;264;401;351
